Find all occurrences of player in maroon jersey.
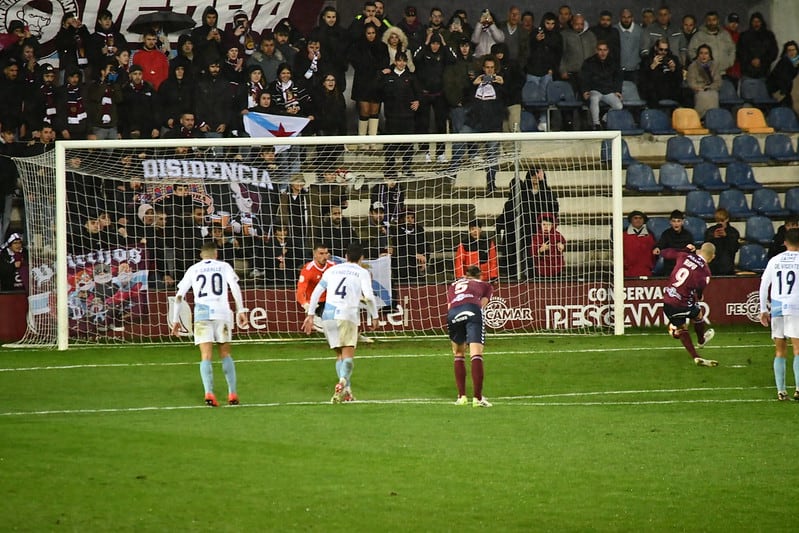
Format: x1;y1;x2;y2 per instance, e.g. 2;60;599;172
447;264;495;407
661;242;719;367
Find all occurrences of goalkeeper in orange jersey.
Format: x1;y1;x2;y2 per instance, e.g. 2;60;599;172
297;242;334;333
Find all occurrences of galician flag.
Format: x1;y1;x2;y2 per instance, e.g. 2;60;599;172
243;112;310;152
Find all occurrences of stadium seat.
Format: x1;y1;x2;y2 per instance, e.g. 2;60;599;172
646;216;671;240
744;215;775;245
684;190;717;220
737;243;768;272
683;216;707;246
640;108;676;135
725;161;763;191
666;136;703;165
786;187;799;215
698;135;734;164
625;163;664;192
658;162;697;192
691;162;730;191
766;107;799;133
606;109;644;135
737;107;775;134
672;107;710;135
731;134;770;163
520;109;538;132
719;78;744;109
522;78;550;128
718;189;755;219
751;188;790;218
600;138;638;166
621;80;646;109
546;80;583;130
740;78;778;109
703;108;741;134
764;133;799;162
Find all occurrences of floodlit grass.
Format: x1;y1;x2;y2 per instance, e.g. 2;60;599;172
0;325;792;531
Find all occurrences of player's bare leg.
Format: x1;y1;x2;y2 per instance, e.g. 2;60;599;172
452;341;468;405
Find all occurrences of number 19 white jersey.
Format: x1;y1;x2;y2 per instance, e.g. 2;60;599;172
760;251;799;317
174;259;243;323
310;262;377;324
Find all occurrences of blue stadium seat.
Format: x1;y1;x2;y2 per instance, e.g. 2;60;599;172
658;162;697;192
740;78;778;109
684;190;717;220
621;80;646;109
698;135;734;164
744;215;775;245
683;216;707;246
751;188;790;218
600;138;638;166
546;80;583;130
786;187;799;215
520;109;538;131
766;107;799;133
647;217;671;240
718;189;754;219
625;163;664;192
703;108;742;134
606;109;644;135
737;243;768;272
522;77;548;107
725;161;763;191
731;134;770;163
764;133;799;162
666;136;703;165
640;108;676;135
719;78;744;109
691;162;730;191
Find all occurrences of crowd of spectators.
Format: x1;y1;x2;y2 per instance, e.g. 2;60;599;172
1;3;798;291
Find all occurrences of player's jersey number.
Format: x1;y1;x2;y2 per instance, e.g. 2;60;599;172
197;273;224;297
335;277;349;298
453;280;470;293
776;270;796;296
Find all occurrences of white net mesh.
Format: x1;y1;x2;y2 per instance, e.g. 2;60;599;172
10;132;621;347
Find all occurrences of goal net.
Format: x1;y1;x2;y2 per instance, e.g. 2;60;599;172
10;131;623;349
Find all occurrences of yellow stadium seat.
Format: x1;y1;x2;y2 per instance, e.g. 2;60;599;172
672;108;710;135
737;107;775;134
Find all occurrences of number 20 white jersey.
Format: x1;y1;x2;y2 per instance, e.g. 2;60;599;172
175;259;243;323
760;251;799;317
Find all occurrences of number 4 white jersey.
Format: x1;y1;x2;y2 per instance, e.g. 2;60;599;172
760;251;799;317
309;262;378;324
174;259;244;323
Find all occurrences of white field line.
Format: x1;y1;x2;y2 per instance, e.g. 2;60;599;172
0;343;773;373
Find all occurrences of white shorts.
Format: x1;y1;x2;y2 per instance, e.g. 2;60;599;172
784;315;799;339
323;319;359;349
193;319;233;345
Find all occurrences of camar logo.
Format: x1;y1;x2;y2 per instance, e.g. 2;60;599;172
483;297;533;329
1;0;78;57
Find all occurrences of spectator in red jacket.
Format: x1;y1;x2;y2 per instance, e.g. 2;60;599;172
623;210;656;277
132;30;169;90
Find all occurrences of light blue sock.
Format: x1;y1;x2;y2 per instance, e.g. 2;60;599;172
222;356;237;394
335;359;344;380
774;357;786;393
200;360;214;394
794;355;799;392
341;358;354;387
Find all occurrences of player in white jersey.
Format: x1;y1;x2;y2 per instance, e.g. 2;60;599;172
759;228;799;401
303;242;379;403
171;242;248;407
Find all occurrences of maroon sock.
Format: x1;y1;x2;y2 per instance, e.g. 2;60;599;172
454;357;466;397
471;355;484;400
678;330;699;359
693;320;706;344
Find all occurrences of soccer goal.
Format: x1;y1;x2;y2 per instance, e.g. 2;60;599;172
9;130;624;349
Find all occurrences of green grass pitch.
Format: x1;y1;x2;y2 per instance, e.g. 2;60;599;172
0;325;793;532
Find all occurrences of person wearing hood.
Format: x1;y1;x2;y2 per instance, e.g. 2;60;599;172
767;40;799;110
623;210;655;277
191;6;224;72
55;12;91;80
224;10;259;58
159;63;195;132
414;31;455;162
491;42;524;133
0;233;27;292
194;57;236;138
88;9;128;76
737;13;778;80
530;213;566;278
293;35;327;89
86;58;123;140
311;7;350;92
524;12;562;131
220;42;246;84
383;25;415;72
170;34;200;83
55;67;88;139
246;32;283;85
455;219;498;283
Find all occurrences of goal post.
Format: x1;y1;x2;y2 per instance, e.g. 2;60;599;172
10;130;624;350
